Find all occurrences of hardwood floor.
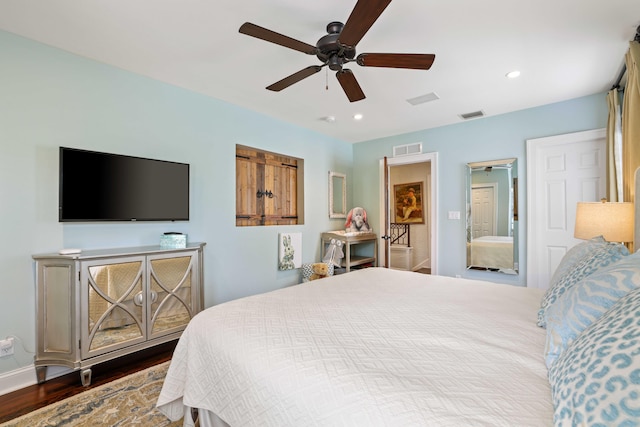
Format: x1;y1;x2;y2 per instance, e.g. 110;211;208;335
0;340;177;424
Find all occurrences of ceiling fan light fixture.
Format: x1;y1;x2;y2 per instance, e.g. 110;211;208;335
328;55;343;71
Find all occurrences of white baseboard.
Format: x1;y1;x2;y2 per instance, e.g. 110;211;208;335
0;364;72;396
413;258;431;271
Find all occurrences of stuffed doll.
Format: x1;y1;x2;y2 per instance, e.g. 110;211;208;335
322;238;344;267
345;207;371;232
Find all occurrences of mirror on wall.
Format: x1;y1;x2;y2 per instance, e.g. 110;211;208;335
465;158;518;274
329;171;347;219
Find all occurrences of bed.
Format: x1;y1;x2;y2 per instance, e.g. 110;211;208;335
158;169;640;426
157;268;553;426
469;235;513;271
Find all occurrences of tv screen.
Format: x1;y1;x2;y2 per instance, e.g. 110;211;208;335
59;147;190;222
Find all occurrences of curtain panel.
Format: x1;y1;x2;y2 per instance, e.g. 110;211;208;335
606;89;623;201
622;41;640;202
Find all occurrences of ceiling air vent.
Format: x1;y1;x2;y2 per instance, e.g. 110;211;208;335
459;110;485;120
393;143;422;157
406;92;440;106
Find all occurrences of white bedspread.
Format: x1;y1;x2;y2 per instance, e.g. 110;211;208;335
157;268;551;426
470;235;514;270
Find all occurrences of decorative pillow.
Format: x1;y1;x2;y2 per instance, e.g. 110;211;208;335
538;237;607;327
537;241;629;327
548;286;640;426
301;263;334;283
549;236;606;286
543;251;640;368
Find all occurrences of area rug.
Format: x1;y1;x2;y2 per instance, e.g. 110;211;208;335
0;361;182;427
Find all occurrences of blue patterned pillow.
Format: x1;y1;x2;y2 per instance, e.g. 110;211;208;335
548;286;640;426
537;242;629;327
544;251;640;368
549;236;607;286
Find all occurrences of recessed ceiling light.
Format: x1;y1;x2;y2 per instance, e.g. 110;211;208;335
321;116;336;123
353;113;363;121
506;70;521;79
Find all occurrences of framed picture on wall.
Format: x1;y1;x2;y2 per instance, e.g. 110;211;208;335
278;232;302;270
394;182;425;224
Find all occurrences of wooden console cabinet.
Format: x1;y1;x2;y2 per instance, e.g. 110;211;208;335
32;243;205;386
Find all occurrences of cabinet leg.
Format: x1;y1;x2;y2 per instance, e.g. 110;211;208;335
80;368;92;386
35;366;47;384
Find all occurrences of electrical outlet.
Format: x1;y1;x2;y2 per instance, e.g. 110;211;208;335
0;338;14;357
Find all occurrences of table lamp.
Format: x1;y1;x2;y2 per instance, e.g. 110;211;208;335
574;200;634;243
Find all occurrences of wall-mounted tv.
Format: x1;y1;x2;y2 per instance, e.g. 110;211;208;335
59;147;190;222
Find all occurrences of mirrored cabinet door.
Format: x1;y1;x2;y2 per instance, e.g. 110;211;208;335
148;254;196;338
466;158;519;274
83;258;146;357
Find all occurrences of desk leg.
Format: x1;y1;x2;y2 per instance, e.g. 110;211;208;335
345;243;351;272
374;238;378;267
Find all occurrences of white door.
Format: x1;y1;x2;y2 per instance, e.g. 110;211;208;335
471;184;497;237
527;128;606;289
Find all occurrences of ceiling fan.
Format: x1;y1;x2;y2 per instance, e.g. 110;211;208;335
239;0;435;102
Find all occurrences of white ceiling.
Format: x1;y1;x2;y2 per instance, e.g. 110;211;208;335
1;0;639;143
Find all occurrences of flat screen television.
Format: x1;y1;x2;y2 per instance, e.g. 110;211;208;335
59;147;190;222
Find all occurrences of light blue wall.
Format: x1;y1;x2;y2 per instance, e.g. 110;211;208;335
0;31;352;374
352;93;608;285
0;28;609;378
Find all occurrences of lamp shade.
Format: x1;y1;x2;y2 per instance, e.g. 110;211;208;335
574;201;634;242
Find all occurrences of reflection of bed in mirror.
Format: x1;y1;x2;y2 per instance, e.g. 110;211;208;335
469;235;513;271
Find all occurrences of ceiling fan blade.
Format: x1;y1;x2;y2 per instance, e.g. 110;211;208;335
336;69;366;102
338;0;392;48
357;53;435;70
266;66;323;92
239;22;318;55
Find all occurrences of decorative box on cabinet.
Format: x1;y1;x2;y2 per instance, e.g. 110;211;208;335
321;232;377;272
32;242;205;386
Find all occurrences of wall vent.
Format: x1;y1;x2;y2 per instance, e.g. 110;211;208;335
393;143;422;157
459;110;485;120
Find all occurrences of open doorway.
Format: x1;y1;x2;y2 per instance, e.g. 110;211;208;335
378;152;439;275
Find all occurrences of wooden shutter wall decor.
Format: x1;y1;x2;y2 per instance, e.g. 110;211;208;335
236;145;299;226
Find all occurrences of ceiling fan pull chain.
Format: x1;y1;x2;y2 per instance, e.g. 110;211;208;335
326;67;329;91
